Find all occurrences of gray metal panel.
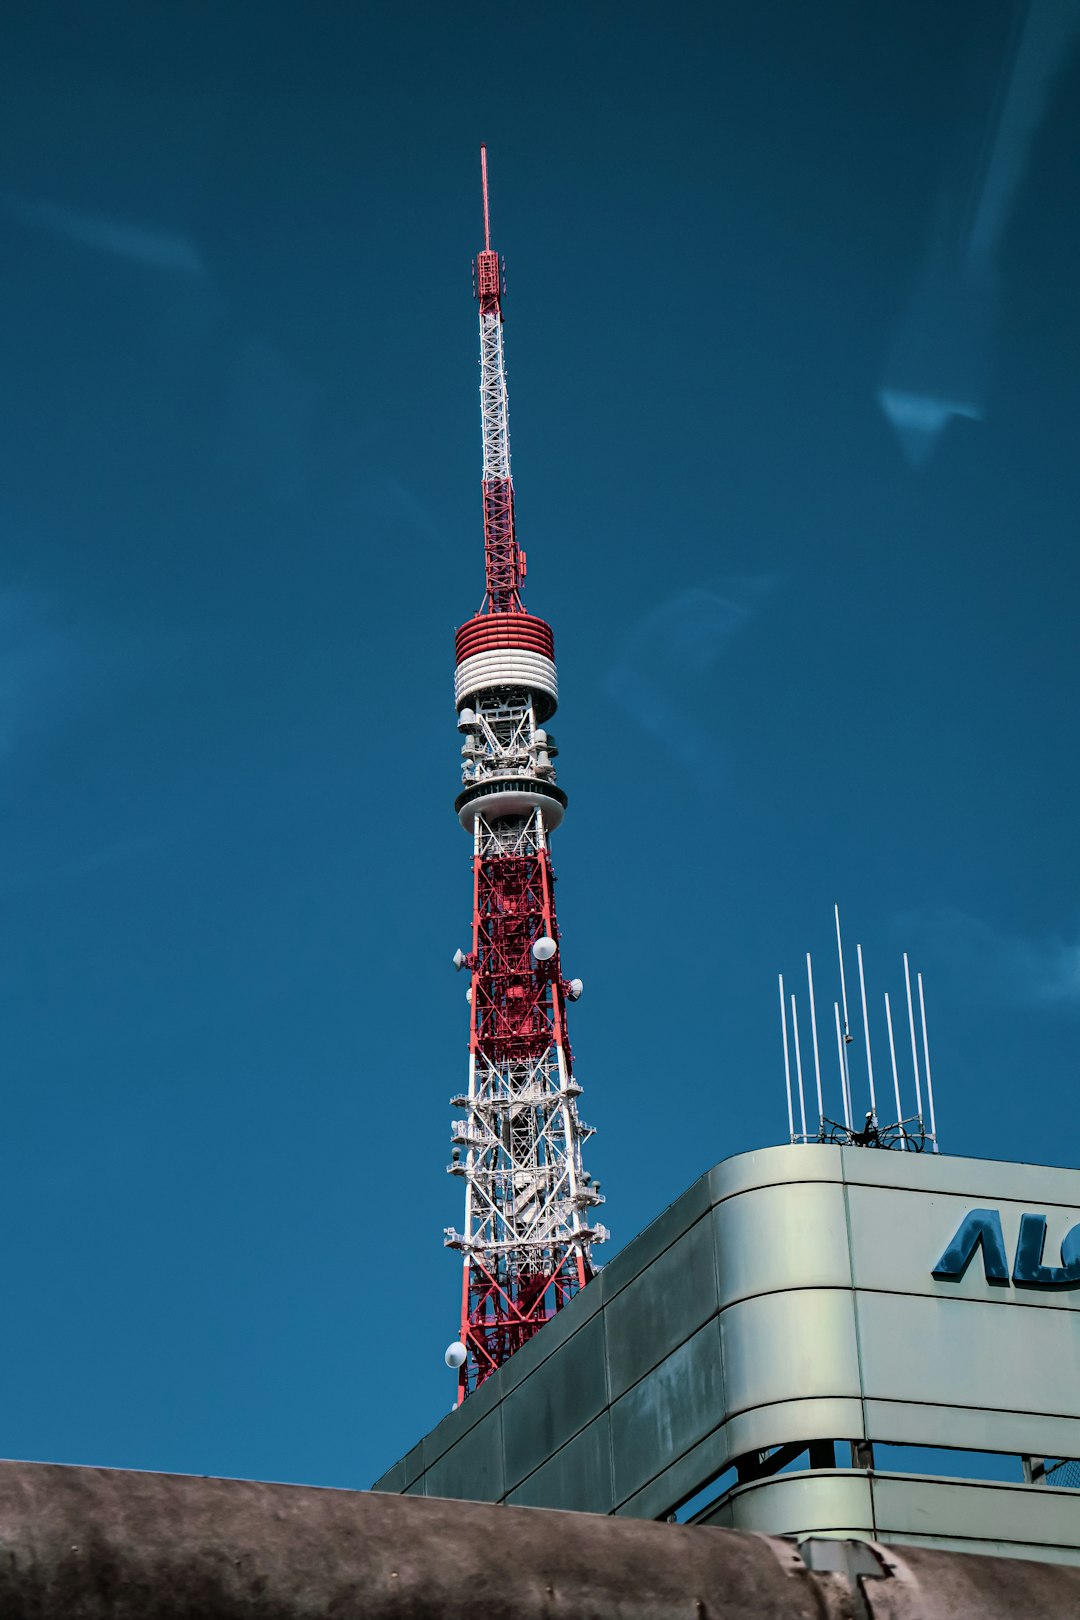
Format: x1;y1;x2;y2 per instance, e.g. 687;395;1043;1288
720;1397;866;1460
863;1398;1080;1462
880;1531;1080;1567
418;1359;504;1476
846;1182;1080;1314
614;1422;731;1521
720;1288;861;1417
424;1405;505;1503
708;1143;844;1206
706;1469;1080;1556
505;1412;614;1513
372;1438;427;1495
496;1262;607;1396
855;1290;1080;1422
871;1474;1080;1553
713;1180;852;1311
502;1310;609;1491
614;1397;867;1523
605;1213;718;1401
839;1145;1080;1209
705;1471;875;1537
371;1459;406;1495
598;1173;712;1304
610;1318;724;1507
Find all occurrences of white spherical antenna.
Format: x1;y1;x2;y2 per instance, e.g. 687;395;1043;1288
466;987;473;1004
532;936;557;962
444;1340;467;1369
567;978;584;1000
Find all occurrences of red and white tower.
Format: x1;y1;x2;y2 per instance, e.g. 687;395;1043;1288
444;148;608;1401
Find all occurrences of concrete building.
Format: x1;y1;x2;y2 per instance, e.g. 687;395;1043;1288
374;1144;1080;1564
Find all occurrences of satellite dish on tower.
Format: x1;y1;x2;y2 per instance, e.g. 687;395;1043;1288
444;1341;467;1369
532;936;556;961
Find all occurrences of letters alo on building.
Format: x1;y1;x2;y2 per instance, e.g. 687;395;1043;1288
933;1209;1080;1287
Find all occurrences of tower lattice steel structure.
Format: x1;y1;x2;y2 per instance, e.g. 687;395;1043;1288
444;148;608;1401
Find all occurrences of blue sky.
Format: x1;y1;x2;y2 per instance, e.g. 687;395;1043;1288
0;2;1077;1490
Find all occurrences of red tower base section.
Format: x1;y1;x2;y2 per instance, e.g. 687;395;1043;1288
462;1254;584;1391
459;830;589;1397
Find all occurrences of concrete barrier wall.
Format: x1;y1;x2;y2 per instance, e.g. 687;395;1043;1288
2;1459;1079;1619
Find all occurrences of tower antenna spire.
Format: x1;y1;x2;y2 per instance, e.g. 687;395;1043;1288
480;143;491;251
471;146;525;614
444;150;606;1403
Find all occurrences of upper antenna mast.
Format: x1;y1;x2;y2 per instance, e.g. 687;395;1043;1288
480;142;492;251
474;145;525;614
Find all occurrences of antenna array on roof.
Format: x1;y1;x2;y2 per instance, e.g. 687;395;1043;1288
779;905;940;1153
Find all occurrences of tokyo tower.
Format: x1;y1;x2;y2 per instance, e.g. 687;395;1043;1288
443;148;608;1401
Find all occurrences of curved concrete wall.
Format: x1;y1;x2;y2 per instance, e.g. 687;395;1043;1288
4;1459;1080;1619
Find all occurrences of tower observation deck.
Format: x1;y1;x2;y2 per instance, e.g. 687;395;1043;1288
443;149;608;1402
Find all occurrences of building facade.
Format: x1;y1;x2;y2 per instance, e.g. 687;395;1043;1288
375;1145;1080;1564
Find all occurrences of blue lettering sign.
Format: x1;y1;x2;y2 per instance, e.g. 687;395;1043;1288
1012;1214;1080;1287
932;1209;1009;1283
933;1209;1080;1287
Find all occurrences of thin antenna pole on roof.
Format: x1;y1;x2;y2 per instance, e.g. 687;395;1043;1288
791;994;808;1141
903;953;924;1125
835;905;851;1035
834;904;854;1113
834;1002;852;1130
884;991;905;1146
779;974;794;1143
917;972;939;1152
856;943;877;1118
806;953;825;1132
